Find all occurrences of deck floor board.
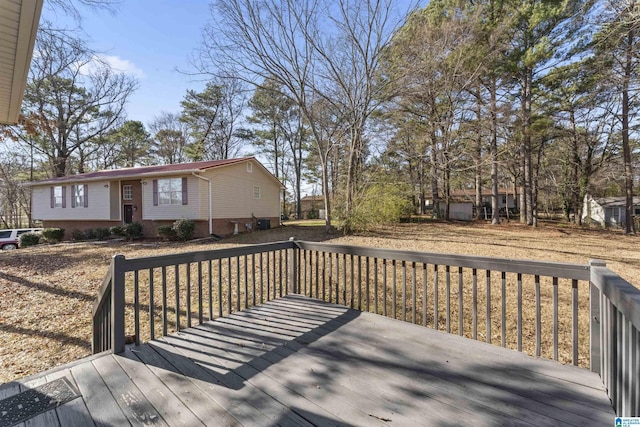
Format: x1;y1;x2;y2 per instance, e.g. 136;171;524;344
2;295;615;426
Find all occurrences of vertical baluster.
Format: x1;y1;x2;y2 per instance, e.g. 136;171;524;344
227;257;232;312
486;270;491;344
259;253;264;304
161;267;167;336
335;253;340;304
315;251;319;300
572;279;578;365
173;264;180;332
198;261;203;324
208;260;213;320
186;263;192;328
459;267;464;337
553;277;558;361
517;273;522;352
422;263;427;327
341;253;347;304
329;253;333;303
366;257;371;312
321;252;326;301
434;265;439;331
535;274;541;357
243;255;248;308
149;268;155;340
374;258;379;315
350;254;355;309
392;260;397;319
632;327;639;416
303;250;307;296
472;268;477;340
134;270;140;346
283;249;287;296
236;256;241;312
279;250;283;297
266;251;271;301
252;254;256;306
445;265;450;334
383;259;387;317
217;259;223;317
401;260;407;321
501;271;506;347
358;256;362;310
412;262;417;323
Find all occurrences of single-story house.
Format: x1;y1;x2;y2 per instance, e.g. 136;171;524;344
582;194;640;227
30;157;282;239
425;188;518;211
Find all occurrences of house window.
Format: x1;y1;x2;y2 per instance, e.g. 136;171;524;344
247;162;253;173
72;185;86;208
253;185;261;199
153;177;187;206
51;186;65;208
635;208;640;216
123;185;133;200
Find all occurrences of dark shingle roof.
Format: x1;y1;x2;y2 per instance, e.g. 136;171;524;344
31;158;253;185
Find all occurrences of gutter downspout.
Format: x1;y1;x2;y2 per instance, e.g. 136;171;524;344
193;173;213;235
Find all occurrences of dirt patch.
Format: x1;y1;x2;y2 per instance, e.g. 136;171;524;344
0;221;638;383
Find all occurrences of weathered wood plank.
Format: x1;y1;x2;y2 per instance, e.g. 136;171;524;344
55;395;95;427
91;355;167;426
129;343;242;427
23;410;60;427
70;358;130;426
149;338;314;427
116;348;204;426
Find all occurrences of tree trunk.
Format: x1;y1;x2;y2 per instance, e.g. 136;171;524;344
490;80;500;225
622;16;635;234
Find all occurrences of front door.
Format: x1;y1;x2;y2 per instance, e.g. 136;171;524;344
123;204;133;224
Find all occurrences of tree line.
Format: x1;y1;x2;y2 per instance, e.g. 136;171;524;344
1;0;638;234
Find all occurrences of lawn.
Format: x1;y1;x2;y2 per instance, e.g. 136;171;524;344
1;220;638;383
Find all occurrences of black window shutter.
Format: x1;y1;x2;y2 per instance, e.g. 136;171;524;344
182;177;188;205
153;180;158;206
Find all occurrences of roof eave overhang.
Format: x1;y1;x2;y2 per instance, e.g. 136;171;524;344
0;0;43;125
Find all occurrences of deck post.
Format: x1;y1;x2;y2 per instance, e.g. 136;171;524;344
111;254;126;354
589;259;605;374
289;237;298;294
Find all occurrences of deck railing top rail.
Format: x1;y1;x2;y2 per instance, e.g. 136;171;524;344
295;240;591;281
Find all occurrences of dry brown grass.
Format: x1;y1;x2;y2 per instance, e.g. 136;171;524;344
1;220;638;384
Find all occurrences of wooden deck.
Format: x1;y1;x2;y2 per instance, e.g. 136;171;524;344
1;295;615;426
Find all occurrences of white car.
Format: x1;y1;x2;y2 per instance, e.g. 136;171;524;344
0;228;43;250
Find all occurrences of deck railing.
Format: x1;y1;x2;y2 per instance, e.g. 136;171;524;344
92;239;640;416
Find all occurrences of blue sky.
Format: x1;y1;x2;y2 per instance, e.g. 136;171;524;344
41;1;213;126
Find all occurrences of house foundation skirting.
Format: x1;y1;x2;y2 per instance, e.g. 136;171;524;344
41;217;280;240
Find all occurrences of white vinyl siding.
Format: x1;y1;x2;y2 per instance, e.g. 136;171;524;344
207;161;280;219
32;182;112;220
143;176;202;220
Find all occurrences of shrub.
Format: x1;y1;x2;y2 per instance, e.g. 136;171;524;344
172;218;195;241
94;227;111;240
124;222;143;240
19;232;40;248
71;229;85;241
84;228;97;240
342;183;414;233
157;224;177;240
42;228;65;243
110;225;125;237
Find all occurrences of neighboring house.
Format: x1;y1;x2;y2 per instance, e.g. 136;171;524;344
300;195;325;219
582;194;640;227
30;157;282;239
425;188;518;211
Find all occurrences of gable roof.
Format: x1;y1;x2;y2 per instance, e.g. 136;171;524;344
30;157;283;187
0;0;43;124
592;197;640;208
